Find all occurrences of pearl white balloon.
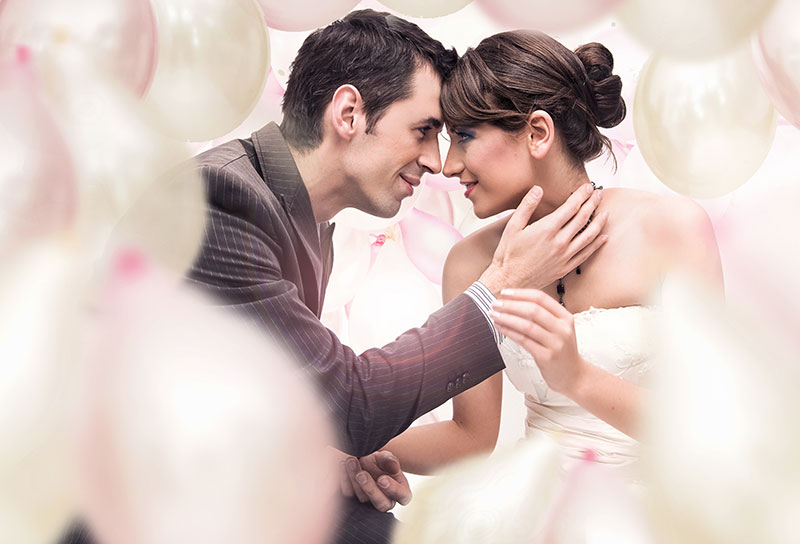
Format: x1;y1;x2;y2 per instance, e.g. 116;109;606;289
752;0;800;129
476;0;623;32
257;0;359;32
617;0;777;59
79;253;338;544
395;437;562;544
0;243;84;544
40;48;207;277
634;47;777;199
644;276;800;544
379;0;471;18
146;0;270;141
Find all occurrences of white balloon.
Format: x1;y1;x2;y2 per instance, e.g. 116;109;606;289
146;0;270;141
395;437;562;544
617;0;777;59
258;0;360;32
40;48;207;278
0;243;84;544
79;252;338;544
379;0;472;18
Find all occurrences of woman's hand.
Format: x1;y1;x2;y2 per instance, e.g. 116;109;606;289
490;289;589;397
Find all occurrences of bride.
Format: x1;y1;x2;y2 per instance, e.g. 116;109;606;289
365;29;724;482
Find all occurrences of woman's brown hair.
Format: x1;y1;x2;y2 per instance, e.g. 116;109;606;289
441;30;625;167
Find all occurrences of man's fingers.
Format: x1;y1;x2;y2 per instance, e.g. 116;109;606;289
377;474;413;506
566;210;608;268
492;296;561;331
562;188;602;241
339;460;356;498
548;183;595;229
490;309;551;346
345;457;369;503
373;451;403;479
504;185;543;235
356;471;397;512
566;233;609;272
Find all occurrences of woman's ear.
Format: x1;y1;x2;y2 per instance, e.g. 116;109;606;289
526;110;555;159
329;84;363;141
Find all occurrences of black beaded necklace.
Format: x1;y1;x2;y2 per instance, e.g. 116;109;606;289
556;181;603;307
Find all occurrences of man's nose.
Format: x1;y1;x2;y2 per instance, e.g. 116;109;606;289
418;138;442;174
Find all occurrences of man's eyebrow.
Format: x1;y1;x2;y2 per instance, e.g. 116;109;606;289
417;117;443;130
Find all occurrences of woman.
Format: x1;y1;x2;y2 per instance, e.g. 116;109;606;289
358;30;723;490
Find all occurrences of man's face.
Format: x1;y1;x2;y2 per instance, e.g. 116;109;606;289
344;64;444;218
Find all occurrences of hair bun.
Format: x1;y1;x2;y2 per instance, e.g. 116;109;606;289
574;42;625;129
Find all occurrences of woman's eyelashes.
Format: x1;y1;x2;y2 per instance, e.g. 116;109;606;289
453;129;474;144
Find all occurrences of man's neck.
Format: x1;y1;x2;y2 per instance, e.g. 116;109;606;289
288;143;347;224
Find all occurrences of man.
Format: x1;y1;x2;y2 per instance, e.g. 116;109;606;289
61;9;605;544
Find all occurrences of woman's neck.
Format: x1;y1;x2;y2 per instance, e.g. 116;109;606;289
529;164;591;222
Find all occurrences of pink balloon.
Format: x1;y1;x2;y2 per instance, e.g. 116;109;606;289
414;185;455;225
752;0;800;129
0;0;157;97
399;208;463;285
423;172;463;192
0;53;75;254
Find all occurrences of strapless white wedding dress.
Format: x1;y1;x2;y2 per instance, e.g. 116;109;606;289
500;305;658;477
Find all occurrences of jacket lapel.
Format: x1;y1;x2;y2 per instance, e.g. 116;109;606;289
252;123;325;315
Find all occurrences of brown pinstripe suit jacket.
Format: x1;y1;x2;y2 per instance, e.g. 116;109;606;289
187;123;504;456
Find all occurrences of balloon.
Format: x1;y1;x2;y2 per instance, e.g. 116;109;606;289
257;0;359;31
268;27;312;90
752;0;800;129
476;0;623;33
399;208;462;284
378;0;472;18
617;0;777;59
40;48;207;278
413;184;455;224
643;275;800;544
0;243;84;544
146;0;270;141
394;437;562;544
633;47;777;199
0;0;157;96
423;172;463;192
0;54;75;256
405;1;508;55
78;251;338;544
321;225;372;312
347;239;441;353
536;456;655;543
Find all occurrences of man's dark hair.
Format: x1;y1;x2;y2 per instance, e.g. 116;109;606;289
280;9;458;151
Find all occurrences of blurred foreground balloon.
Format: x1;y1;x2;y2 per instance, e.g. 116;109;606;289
644;275;800;544
0;243;85;544
395;437;562;543
476;0;623;32
752;0;800;129
0;54;75;255
399;208;462;284
78;251;338;544
257;0;359;31
617;0;777;59
41;48;206;277
536;456;654;543
146;0;270;141
379;0;471;18
634;47;777;198
0;0;157;96
347;239;440;352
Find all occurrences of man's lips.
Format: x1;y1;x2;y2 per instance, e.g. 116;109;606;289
400;174;421;187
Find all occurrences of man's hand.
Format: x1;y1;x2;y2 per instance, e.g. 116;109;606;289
479;183;607;294
339;451;411;513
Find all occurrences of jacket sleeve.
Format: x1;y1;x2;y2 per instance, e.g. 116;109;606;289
188;165;505;456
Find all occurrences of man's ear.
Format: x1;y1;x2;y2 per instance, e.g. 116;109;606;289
329;84;363;141
526;110;555;160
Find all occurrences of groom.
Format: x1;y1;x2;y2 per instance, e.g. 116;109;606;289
60;9;606;544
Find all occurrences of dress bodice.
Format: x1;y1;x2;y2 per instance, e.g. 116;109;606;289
500;305;659;473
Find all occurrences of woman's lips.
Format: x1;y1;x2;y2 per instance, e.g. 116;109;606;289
463;182;478;197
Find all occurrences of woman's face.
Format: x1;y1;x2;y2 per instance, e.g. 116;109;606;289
443;123;536;218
